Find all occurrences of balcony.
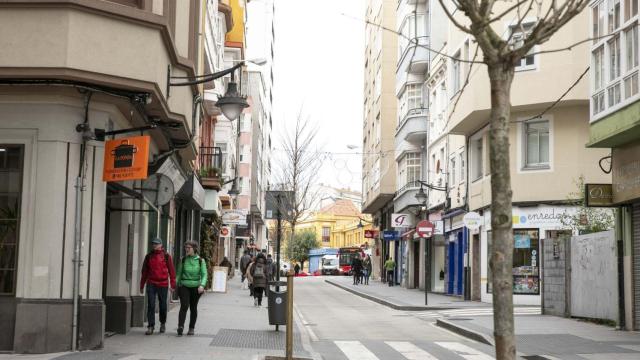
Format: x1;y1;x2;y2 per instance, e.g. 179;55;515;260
397;36;430;75
394;181;421;213
199;146;223;191
396;109;428;143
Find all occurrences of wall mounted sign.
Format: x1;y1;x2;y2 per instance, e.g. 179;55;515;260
222;209;248;225
585;183;614;207
364;229;378;238
382;230;399;241
392;213;412;228
103;135;149;182
463;212;483;230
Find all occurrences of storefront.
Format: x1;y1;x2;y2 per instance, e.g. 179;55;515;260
481;205;578;305
443;213;465;296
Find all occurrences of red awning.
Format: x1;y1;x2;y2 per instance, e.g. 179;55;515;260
401;229;415;239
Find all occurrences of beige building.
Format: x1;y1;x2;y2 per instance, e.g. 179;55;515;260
431;3;611;305
361;0;397;281
0;0;215;353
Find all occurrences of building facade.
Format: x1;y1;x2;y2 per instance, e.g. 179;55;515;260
0;0;210;353
588;0;640;330
361;0;397;282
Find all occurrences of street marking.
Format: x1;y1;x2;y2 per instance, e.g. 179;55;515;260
335;341;380;360
293;304;319;342
386;341;439;360
435;342;494;360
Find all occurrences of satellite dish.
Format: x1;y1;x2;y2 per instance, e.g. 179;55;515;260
141;173;174;207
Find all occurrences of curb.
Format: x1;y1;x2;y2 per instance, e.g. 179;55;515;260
435;319;494;346
325;280;453;311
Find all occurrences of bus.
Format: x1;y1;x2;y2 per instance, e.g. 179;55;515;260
338;247;365;275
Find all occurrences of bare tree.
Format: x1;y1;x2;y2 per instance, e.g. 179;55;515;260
436;1;590;359
274;112;322;240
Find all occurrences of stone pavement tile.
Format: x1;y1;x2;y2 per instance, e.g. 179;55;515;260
325;276;490;309
578;354;640;360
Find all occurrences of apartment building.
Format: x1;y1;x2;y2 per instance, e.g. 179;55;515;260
434;3;610;306
587;0;640;330
0;0;209;353
362;0;397;282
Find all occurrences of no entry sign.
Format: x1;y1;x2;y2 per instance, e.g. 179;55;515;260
416;220;435;238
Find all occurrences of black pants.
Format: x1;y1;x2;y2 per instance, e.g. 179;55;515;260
178;286;202;329
254;287;265;305
146;284;168;328
387;270;394;286
353;271;361;285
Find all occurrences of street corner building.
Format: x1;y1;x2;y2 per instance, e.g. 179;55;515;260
0;0;213;353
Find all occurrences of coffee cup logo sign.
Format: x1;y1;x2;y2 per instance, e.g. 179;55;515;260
103;136;150;182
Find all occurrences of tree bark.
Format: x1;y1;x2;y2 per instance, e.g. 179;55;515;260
487;63;516;360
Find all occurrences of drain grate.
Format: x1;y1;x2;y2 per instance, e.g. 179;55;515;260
210;328;304;351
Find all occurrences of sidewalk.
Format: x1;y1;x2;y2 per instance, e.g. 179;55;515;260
325;276;490;310
1;276;315;360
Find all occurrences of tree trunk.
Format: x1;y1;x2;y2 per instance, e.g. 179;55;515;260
487;63;516;360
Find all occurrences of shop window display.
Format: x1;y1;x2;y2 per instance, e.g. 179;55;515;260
487;229;540;295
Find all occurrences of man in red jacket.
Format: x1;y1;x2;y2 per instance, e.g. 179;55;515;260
140;238;176;335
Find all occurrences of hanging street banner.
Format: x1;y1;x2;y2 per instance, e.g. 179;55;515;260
103;135;150;182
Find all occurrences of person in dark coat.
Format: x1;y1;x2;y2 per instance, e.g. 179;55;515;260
351;255;363;285
239;250;251;283
219;257;233;278
294;263;301;276
247;253;268;306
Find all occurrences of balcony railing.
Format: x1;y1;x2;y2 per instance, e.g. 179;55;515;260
199;146;223;178
397;108;428;131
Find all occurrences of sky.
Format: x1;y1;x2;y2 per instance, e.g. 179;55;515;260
270;0;365;193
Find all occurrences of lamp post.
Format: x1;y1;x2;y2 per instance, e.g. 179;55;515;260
415;185;429;306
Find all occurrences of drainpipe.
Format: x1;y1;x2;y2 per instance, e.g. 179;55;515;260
72;92;93;350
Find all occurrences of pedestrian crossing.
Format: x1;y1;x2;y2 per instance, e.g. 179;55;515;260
415;306;540;319
333;340;495;360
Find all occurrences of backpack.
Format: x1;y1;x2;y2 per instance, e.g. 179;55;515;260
253;263;265;279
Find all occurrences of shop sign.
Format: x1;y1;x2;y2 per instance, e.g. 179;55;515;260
612;143;640;203
434;220;444;235
102;135;150;182
585;183;614;207
514;234;531;248
364;229;378;238
392;213;412;228
512;206;568;227
222;209;247;225
463;212;483;230
382;230;399;241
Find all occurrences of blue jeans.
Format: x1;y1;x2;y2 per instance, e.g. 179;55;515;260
146;284;168;328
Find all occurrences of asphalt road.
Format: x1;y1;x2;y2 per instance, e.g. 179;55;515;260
293;277;497;360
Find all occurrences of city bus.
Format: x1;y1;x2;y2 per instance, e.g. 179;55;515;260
338;247;365;275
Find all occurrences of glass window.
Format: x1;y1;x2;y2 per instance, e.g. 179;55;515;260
593;46;605;91
610;0;622;32
626;25;639;72
512;229;540;295
593;91;606;114
610;36;622;81
625;72;639;98
608;82;622;105
594;2;606;43
399;84;423;122
452;50;461;94
460;153;465;182
322;227;330;243
510;23;536;69
524;121;550;168
0;145;23;295
450;158;456;184
472;137;483;181
406;153;421;184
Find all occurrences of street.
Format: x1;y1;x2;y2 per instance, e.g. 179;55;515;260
295;277;497;360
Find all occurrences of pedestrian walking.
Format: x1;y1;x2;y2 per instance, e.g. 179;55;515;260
294;262;301;276
140;238;176;335
266;254;277;281
239;250;251;284
175;241;207;336
363;255;372;285
247;253;268;306
246;256;256;296
219;256;233;279
351;255;363;285
384;256;396;287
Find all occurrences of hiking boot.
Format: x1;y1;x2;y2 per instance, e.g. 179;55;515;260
177;327;183;336
159;324;166;333
145;327;154;335
187;328;195;336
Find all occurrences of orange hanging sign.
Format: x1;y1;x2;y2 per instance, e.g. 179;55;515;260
102;135;150;182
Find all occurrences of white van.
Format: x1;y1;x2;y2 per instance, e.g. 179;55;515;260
320;255;339;275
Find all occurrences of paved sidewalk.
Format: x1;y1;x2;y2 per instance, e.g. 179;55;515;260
1;276;315;360
325;276;491;310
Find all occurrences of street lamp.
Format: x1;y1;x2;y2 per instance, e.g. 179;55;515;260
415;185;428;205
215;81;248;120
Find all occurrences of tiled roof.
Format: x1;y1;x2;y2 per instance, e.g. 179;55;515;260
319;199;361;217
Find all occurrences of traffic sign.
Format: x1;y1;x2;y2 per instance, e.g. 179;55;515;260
416;220;435;238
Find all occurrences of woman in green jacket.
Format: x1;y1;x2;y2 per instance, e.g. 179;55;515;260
176;240;207;336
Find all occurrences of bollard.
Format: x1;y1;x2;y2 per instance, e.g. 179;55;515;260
286;270;294;360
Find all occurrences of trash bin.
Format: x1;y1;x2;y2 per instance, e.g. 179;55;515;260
267;281;287;325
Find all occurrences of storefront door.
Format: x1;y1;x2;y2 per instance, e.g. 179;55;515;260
456;231;464;295
447;241;455;294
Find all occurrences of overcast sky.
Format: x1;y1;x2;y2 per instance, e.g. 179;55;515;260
270;0;365;193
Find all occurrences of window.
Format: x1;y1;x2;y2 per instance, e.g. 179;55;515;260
459;152;465;182
625;0;639;21
450;158;456;184
398;83;423;123
593;2;606;42
593;91;606;114
452;50;461;94
0;145;22;295
487;229;540;295
624;72;639;98
609;0;622;32
322;227;331;243
510;23;536;70
609;82;622;105
593;46;605;91
399;13;426;57
625;24;638;79
524;120;550;168
609;36;621;81
406;153;421;185
471;137;483;181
